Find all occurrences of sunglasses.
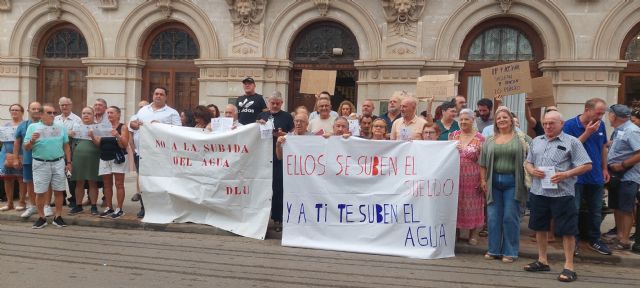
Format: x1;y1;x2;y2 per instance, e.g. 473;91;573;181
45;111;56;115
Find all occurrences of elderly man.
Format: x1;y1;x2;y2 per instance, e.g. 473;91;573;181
390;97;427;140
329;116;350;137
475;98;493;132
54;97;81;207
258;91;293;232
308;97;335;134
14;102;44;218
524;111;592;283
562;98;611;255
360;99;377;119
24;103;73;228
606;104;640;252
275;113;312;160
309;91;338;120
223;104;243;127
129;87;181;218
379;92;403;133
235;77;267;125
93;98;109;125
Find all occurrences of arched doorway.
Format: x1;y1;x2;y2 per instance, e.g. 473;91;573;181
288;21;359;112
459;18;544;134
37;23;88;115
142;23;199;113
619;23;640;111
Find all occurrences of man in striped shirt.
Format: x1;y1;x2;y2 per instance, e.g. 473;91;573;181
524;111;592;282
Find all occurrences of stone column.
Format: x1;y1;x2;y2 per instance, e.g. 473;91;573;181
0;57;39;120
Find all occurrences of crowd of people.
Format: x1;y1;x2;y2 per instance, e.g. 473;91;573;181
1;76;639;283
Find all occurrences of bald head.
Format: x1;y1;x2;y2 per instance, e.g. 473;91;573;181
400;97;417;119
224;104;238;120
542;111;564;138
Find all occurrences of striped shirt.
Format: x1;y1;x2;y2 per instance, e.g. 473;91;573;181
526;132;592;197
607;120;640;184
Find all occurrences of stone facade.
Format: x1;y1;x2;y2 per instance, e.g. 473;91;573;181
0;0;639;120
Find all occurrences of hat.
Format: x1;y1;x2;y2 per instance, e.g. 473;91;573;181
241;77;255;84
608;104;631;118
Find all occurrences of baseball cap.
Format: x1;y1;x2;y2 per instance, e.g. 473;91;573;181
242;77;255;84
608;104;631;118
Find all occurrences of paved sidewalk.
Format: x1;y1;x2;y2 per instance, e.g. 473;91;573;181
1;172;639;267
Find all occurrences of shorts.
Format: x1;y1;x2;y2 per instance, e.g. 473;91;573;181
32;159;66;194
528;193;578;236
607;173;622;210
98;158;128;175
22;164;33;182
616;181;640;213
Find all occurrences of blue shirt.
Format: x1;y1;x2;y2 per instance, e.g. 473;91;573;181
379;112;400;133
562;115;607;185
607;120;640;184
14;120;33;164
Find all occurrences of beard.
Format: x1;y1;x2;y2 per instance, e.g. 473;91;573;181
388;107;398;114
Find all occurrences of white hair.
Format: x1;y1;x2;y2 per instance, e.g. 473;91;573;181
459;108;475;119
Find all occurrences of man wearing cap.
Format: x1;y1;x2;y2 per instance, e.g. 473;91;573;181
235;77;267;125
606;104;640;252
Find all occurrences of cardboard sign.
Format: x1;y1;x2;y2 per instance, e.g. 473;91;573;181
300;70;337;95
416;74;455;101
480;61;532;97
282;137;460;259
528;76;555;108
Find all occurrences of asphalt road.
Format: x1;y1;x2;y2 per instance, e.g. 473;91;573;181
1;220;638;288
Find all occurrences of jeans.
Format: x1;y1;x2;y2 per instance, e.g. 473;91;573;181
487;173;521;258
574;184;603;243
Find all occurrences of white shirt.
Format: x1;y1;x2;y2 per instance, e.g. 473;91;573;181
309;110;338;121
308;116;336;134
130;104;181;152
54;112;81;134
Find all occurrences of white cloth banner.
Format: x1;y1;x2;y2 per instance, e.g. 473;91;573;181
139;123;273;240
282;136;460;259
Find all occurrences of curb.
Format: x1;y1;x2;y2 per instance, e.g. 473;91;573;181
2;212;639;267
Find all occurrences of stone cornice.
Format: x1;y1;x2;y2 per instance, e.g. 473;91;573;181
538;59;628;71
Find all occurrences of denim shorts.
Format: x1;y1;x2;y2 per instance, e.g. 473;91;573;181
528;193;578;236
22;164;33;182
617;181;640;213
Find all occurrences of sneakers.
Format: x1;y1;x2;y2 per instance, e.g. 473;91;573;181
21;206;37;218
602;227;617;240
99;208;114;218
68;206;83;215
44;206;53;217
589;241;612;255
32;217;47;229
137;207;145;218
110;210;124;219
52;216;67;227
90;206;98;215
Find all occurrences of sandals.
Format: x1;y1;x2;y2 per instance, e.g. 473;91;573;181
273;221;282;232
523;260;550;272
468;238;478;246
558;269;577;282
502;256;515;263
484;253;500;260
0;206;13;211
15;206;26;211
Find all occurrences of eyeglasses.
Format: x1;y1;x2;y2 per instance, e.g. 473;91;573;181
372;125;386;128
45;111;56;115
59;104;70;106
423;131;437;135
10;109;22;112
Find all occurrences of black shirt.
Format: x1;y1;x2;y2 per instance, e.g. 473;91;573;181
235;93;267;125
258;110;294;159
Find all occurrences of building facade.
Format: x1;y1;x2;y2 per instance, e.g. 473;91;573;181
1;0;639;121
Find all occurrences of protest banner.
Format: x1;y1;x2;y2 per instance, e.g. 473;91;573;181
138;123;273;240
300;70;337;95
528;76;556;108
416;74;455;101
480;61;532;97
282;136;460;259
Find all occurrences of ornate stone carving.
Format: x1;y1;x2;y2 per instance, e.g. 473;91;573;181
99;0;118;10
0;0;11;11
382;0;425;38
227;0;265;39
155;0;173;18
47;0;62;19
313;0;331;17
496;0;512;13
226;0;266;57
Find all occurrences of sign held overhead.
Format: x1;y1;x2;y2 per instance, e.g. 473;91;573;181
480;61;532;97
300;70;337;95
416;74;456;101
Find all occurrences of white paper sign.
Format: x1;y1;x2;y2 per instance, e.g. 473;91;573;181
139;123;273;239
93;122;113;137
36;126;62;139
540;166;558;189
400;127;411;141
0;126;17;142
211;117;233;133
73;124;94;140
282;137;460;259
260;118;274;139
348;119;360;136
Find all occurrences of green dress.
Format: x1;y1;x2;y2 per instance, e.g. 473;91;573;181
71;139;100;181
